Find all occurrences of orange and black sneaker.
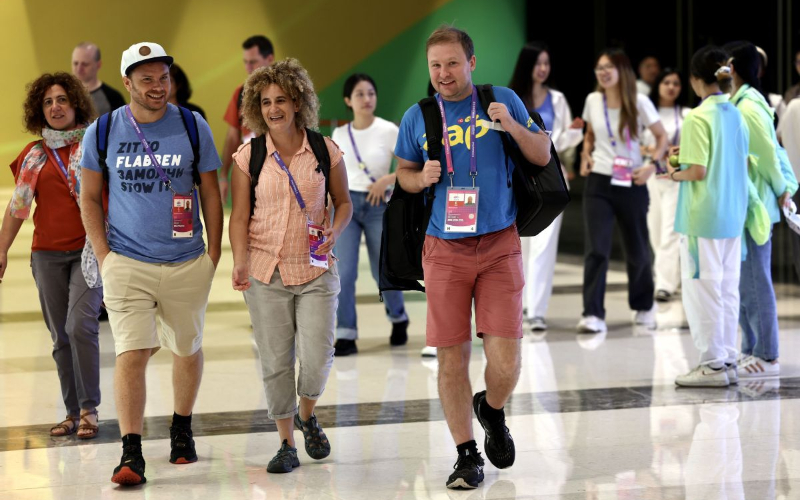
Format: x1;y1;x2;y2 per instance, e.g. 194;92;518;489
169;425;197;464
111;445;146;485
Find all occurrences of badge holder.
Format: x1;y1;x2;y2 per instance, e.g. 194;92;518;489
307;220;329;269
611;156;633;187
444;174;479;233
172;193;194;238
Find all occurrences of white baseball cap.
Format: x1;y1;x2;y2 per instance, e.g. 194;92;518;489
120;42;174;76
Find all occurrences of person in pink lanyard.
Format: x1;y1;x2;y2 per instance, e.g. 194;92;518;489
330;74;409;357
578;48;669;334
229;58;353;475
642;68;691;304
0;73;103;440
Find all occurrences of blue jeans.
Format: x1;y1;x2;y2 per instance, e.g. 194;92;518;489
334;191;407;340
739;230;779;360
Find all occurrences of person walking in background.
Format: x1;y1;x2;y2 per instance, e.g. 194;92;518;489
330;73;409;357
578;48;668;334
642;68;690;303
508;42;584;333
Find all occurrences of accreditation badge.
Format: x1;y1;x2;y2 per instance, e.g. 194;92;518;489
172;193;193;238
611;156;633;187
308;222;329;269
444;187;479;233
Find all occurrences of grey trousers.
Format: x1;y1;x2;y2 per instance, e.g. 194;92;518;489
244;265;340;420
31;250;103;415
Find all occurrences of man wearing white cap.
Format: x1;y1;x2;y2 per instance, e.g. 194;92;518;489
80;42;223;486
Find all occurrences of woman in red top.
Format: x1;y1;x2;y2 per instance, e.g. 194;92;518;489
0;73;103;439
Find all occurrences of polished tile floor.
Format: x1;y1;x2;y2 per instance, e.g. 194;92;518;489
1;208;800;499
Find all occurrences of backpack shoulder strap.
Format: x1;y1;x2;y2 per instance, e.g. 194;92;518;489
96;111;113;182
417;97;442;162
177;106;202;185
305;128;331;207
249;134;268;216
237;86;245;125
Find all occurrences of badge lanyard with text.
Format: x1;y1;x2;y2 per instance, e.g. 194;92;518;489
271;151;329;269
348;123;391;202
49;148;76;199
125;106;195;238
438;86;479;233
603;95;634;188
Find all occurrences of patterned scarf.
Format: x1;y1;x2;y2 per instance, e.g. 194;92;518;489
10;126;86;219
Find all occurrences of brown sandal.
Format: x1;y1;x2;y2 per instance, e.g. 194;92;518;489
77;409;99;440
50;415;79;437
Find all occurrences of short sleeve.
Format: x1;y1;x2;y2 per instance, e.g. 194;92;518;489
80;121;102;173
325;137;344;169
223;87;242;129
581;93;594;123
195;114;222;173
232;142;252;179
394;105;425;164
496;87;540;132
678;114;710;167
637;94;661;128
385;121;400;155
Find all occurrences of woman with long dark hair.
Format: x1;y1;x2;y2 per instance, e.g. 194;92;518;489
0;73;102;438
642;69;690;303
508;42;583;332
578;48;668;333
725;41;798;379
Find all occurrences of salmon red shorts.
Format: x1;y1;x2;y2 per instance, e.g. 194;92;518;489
422;224;524;347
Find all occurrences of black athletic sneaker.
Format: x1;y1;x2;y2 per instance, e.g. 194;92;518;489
473;390;515;468
446;450;485;489
111;445;146;485
267;439;300;473
334;339;358;356
169;425;197;464
389;320;409;346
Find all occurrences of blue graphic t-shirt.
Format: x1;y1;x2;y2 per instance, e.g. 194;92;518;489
81;104;221;263
394;85;539;239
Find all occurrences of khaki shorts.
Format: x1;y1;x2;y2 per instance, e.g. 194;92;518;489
101;252;215;356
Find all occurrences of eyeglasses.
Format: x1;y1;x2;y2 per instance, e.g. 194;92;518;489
594;64;616;73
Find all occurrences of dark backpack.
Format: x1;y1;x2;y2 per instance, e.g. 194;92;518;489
247;129;331;216
377;84;570;296
96;106;202;186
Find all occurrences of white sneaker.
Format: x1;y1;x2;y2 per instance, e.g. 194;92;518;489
421;346;438;358
737;356;779;379
633;306;657;329
530;317;547;332
577;316;607;333
726;363;738;385
675;364;730;387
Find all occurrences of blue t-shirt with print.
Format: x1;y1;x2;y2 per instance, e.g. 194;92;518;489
81;104;221;263
394;85;539;239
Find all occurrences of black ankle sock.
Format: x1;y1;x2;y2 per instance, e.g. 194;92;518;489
122;434;142;449
456;440;479;457
480;398;505;423
172;412;192;428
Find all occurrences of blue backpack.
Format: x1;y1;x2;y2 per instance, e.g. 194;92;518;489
95;106;202;185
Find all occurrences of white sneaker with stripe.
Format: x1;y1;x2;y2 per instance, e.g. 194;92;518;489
736;356;779;379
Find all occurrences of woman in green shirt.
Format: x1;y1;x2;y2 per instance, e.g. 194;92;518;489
669;46;749;387
726;41;798;380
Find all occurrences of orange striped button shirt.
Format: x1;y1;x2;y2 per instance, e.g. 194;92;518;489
233;130;343;286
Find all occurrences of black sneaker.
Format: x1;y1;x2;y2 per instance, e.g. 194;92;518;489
334;339;358;356
389;320;409;346
111;445;146;485
169;425;197;464
294;413;331;460
473;390;515;469
267;439;300;473
655;289;672;302
446;450;485;489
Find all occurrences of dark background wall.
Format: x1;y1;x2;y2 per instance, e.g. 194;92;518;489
525;0;800;283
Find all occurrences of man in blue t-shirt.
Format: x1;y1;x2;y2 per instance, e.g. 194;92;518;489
394;26;551;490
80;42;223;487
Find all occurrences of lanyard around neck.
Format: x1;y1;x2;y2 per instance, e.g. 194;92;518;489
48;147;73;194
602;94;633;152
437;86;478;187
125;106;181;193
271;150;309;219
347;123;377;183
